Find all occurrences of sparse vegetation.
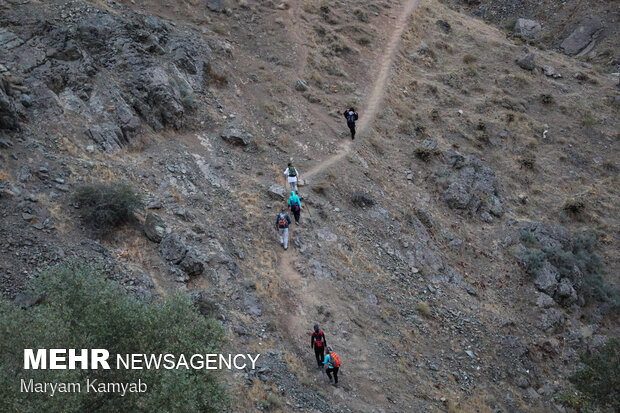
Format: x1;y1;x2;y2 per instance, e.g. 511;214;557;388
518;156;536;169
463;54;477;64
73;183;142;233
204;64;228;86
568;339;620;411
414;146;436;162
416;301;431;317
351;192;376;208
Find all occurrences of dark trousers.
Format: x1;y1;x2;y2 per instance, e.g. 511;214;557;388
326;366;339;383
347;121;355;139
291;207;300;224
314;346;324;367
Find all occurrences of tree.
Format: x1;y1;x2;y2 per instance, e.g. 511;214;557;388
0;262;228;412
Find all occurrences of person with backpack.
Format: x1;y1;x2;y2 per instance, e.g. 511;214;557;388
288;191;302;225
310;324;327;368
323;346;341;385
275;208;292;250
343;107;358;140
283;163;299;192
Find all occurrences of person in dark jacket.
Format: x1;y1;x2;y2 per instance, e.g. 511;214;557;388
310;324;327;368
275;208;292;250
343;107;358;140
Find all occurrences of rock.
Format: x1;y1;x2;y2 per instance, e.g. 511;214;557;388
179;249;204;276
87;125;123;153
311;261;333;279
444;180;471;209
421;138;438;151
539;308;565;331
435;19;451;33
465;350;476;359
514;19;542;39
13;293;42;308
159;233;187;264
316;227;337;243
207;0;227;12
244;293;262;316
534;261;560;295
560;16;604;57
536;293;555;308
555;278;577;305
221;126;253;146
446;149;465;169
516;53;536;71
85;145;95;153
20;94;32;107
143;212;166;243
295;79;308;91
268;183;286;199
0;84;19;130
542;65;556;77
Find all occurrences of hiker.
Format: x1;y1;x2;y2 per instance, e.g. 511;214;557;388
323;346;341;385
283;163;299;192
275;208;292;250
310;324;327;368
288;190;302;225
343;107;358;140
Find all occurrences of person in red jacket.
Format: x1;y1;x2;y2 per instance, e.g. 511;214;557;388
310;324;327;368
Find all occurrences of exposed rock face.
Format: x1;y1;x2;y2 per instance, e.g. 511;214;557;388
0;74;19;130
560;16;604;57
514;19;542;39
441;152;504;221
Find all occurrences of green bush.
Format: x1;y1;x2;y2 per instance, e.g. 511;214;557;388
0;262;228;412
570;339;620;411
414;147;434;162
73;183;142;233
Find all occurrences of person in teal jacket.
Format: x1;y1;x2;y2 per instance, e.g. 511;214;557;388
323;346;339;385
288;191;302;225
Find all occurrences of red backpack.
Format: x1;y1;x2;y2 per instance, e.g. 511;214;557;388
278;214;288;227
313;331;325;348
330;352;341;368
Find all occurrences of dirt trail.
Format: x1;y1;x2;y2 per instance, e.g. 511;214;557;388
304;0;420;181
276;0;421;408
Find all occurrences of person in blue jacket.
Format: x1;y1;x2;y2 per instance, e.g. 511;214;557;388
288;191;302;225
275;208;292;250
323;346;340;386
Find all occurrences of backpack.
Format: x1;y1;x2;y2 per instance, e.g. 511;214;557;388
346;113;356;123
330;352;341;368
278;214;288;227
288;166;297;177
291;203;300;212
313;332;324;348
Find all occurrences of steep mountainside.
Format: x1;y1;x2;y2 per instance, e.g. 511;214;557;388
1;0;618;411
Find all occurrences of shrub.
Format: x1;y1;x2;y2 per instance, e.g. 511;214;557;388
570;339;620;411
0;262;228;412
351;192;375;208
414;147;435;162
204;64;228;86
73;183;143;233
463;54;477;64
563;198;585;215
416;301;431;317
541;94;554;104
353;8;369;22
518;156;536;169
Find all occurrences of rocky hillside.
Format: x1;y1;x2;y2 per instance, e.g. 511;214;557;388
1;0;618;412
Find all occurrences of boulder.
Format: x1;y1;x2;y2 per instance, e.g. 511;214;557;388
555;278;578;305
514;19;542;39
221;126;253;146
534;261;559;295
268;183;286;199
516;53;536;71
536;293;555;309
159;233;187;264
560;16;604;57
207;0;227;12
143;212;166;243
435;20;451;33
179;249;204;276
539;308;565;331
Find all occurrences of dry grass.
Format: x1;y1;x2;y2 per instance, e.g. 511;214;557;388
416;301;431;317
